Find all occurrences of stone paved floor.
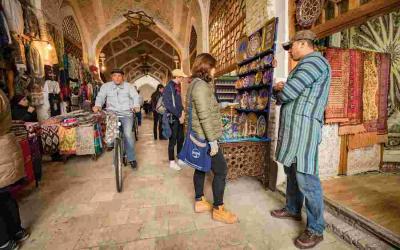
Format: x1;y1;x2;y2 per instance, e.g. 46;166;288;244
18;118;354;250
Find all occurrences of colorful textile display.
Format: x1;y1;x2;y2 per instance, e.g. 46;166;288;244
76;125;95;155
58;126;76;155
345;52;391;149
338;50;365;135
325;48;350;123
40;125;59;154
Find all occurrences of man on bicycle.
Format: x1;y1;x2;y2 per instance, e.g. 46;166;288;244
93;68;140;169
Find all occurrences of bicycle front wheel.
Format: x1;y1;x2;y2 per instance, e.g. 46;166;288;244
114;138;123;192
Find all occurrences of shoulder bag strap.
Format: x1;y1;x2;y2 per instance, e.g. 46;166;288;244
170;84;176;108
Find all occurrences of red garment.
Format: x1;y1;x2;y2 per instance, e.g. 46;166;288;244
174;82;181;95
19;139;35;183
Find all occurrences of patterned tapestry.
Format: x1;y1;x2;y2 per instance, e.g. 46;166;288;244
341;10;400;159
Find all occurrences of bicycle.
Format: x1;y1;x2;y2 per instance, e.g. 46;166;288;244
104;111;128;192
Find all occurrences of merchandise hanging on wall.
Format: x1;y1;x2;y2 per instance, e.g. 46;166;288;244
296;0;323;28
218;17;279;190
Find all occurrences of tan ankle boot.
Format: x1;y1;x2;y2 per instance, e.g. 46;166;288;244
194;196;213;213
212;205;238;224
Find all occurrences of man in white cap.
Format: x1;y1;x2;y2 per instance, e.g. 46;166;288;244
163;69;187;170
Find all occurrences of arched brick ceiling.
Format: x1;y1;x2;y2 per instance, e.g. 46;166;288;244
101;25;180;83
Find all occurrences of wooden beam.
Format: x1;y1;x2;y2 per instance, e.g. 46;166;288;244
312;0;400;38
338;135;348;175
349;0;361;10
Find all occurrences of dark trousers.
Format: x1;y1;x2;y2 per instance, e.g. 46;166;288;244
168;119;184;161
0;191;22;245
194;149;228;206
135;112;142;126
153;111;163;140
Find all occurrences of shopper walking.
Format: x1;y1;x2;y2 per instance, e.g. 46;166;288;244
0;89;30;250
187;53;238;224
271;30;331;249
163;69;186;171
151;84;165;140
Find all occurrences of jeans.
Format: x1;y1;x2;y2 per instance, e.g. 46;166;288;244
119;115;136;162
194;148;227;206
153;111;163;139
285;164;325;235
168;118;184;161
0;191;22;245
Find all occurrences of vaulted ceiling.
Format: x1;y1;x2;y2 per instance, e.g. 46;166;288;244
101;25;180;83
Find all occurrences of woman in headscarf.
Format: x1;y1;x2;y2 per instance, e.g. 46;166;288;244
10;95;37;122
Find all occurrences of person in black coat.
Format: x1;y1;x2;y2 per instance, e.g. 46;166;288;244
151;84;165;140
10;95;38;122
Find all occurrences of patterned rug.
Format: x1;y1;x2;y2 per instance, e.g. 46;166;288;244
339;49;366;135
362;51;380;132
325;48;350;123
376;53;391;135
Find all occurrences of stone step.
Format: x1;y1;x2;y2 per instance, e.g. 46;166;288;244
276;184;396;249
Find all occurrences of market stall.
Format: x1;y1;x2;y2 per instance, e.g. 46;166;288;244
215;17;279;189
39;110;105;161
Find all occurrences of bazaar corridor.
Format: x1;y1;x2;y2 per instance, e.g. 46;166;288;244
16;118;352;250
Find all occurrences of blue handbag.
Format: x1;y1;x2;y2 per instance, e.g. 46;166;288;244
178;81;212;172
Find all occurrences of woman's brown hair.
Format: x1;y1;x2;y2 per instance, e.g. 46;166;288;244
191;53;217;82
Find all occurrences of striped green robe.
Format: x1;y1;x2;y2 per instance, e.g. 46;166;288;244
275;52;331;175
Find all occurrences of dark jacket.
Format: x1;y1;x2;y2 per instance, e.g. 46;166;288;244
151;90;162;111
11;105;38;122
163;80;183;119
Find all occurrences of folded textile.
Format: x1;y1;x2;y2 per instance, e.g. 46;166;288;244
58;126;77;155
76;125;95;155
40;125;59;154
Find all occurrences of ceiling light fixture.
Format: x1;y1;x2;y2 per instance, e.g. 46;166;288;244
123;10;155;38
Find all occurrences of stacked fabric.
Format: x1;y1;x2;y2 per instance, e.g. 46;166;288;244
11;120;27;141
325;48;390;149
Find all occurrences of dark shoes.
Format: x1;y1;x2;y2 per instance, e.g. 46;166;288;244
14;229;30;243
295;230;323;249
0;241;18;250
270;208;302;221
129;161;137;169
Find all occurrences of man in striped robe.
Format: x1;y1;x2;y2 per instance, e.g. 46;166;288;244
271;30;331;249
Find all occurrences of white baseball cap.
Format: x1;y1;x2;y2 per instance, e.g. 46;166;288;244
172;69;188;78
